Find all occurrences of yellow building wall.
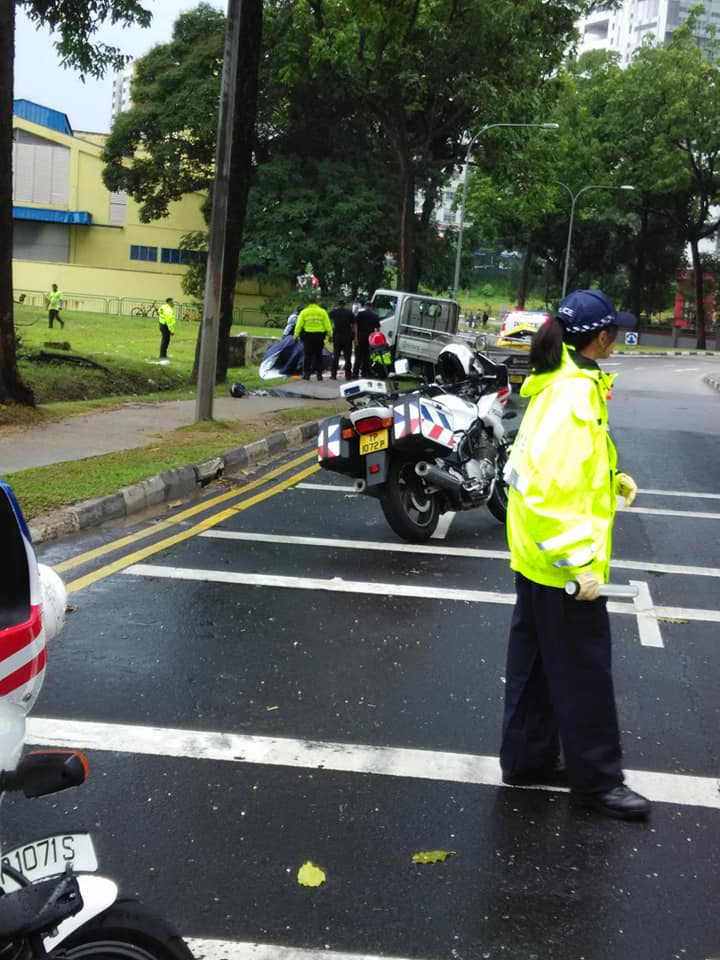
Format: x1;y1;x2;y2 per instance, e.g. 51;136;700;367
12;113;284;318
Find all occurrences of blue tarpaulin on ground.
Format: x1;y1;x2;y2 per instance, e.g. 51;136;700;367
259;336;332;379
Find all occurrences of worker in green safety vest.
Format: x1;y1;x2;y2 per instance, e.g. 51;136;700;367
46;284;64;329
157;298;176;360
500;288;650;822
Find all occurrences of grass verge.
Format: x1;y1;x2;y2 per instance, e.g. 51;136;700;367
3;407;331;520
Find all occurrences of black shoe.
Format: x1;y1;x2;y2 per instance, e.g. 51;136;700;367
302;376;311;380
330;375;337;380
317;375;323;381
574;785;650;821
503;761;569;788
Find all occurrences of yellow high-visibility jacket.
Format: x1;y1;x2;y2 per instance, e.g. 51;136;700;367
158;303;176;334
294;304;332;338
505;344;621;588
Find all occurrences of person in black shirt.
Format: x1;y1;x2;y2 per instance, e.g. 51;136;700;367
329;299;355;379
352;299;381;378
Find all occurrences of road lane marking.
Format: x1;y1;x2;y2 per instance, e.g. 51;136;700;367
122;565;720;629
199;531;720;579
673;367;700;372
26;717;720;810
302;481;720;514
188;941;415;960
616;505;720;520
631;580;664;648
54;450;318;574
65;464;319;595
296;482;357;492
431;512;455;539
638;489;720;500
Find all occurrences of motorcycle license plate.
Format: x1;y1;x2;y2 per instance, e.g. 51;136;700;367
359;429;389;455
509;374;524;383
1;833;98;891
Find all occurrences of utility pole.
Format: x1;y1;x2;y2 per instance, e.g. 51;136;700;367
195;0;242;422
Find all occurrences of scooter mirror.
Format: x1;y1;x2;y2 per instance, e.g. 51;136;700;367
10;751;89;798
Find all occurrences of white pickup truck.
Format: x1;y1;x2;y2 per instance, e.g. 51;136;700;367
369;289;466;377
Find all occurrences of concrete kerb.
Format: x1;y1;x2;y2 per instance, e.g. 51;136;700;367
704;373;720;393
28;418;323;545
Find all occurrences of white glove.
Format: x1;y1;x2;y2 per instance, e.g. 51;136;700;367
616;472;637;507
575;572;601;602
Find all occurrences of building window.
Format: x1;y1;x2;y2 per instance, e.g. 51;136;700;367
160;247;206;265
109;190;127;225
130;244;158;262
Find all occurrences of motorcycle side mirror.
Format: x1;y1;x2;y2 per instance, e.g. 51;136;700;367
2;751;89;798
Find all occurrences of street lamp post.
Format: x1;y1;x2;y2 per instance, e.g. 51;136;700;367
451;122;559;300
559;183;635;299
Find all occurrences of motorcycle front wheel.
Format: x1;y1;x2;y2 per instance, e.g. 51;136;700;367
54;900;194;960
487;448;510;524
379;457;440;541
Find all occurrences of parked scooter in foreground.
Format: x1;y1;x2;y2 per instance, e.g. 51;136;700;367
318;343;515;541
0;480;194;960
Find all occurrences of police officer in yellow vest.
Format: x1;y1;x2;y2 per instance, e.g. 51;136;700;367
500;289;650;822
294;299;332;381
157;298;176;360
46;284;64;329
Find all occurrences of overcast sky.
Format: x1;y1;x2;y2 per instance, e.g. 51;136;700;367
13;0;224;133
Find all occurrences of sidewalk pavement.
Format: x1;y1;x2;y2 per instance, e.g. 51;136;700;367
0;378;343;544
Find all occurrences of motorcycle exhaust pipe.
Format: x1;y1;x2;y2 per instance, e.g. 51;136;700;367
353;478;367;494
415;461;463;493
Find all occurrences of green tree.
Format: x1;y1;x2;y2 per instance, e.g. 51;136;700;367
1;0;151;405
601;15;720;346
294;0;594;292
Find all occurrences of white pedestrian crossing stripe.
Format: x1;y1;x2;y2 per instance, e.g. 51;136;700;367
26;717;720;810
123;564;720;649
188;939;415;960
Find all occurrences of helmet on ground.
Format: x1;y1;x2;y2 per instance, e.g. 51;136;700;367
230;382;248;398
437;342;477;384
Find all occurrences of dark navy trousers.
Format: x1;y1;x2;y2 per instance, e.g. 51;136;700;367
500;572;624;794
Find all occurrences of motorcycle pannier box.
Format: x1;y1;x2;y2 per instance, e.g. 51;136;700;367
317;415;357;472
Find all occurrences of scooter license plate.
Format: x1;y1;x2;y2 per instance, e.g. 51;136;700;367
1;833;98;890
359;429;389;455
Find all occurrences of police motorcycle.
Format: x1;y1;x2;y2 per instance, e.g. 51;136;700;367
317;341;514;541
0;481;193;960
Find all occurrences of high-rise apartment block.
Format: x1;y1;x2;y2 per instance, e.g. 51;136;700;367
110;63;134;120
577;0;720;65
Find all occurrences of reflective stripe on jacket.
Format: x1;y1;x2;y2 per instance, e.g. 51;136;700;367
158;303;176;333
504;344;618;588
294;304;332;338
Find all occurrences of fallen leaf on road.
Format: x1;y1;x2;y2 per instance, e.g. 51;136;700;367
412;850;455;864
297;861;326;886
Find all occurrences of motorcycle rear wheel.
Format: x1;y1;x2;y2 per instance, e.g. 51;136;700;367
379;457;440;541
53;900;193;960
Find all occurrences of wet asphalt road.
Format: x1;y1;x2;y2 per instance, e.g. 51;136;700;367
7;355;720;960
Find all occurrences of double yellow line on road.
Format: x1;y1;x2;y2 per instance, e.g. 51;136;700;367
60;450;319;595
